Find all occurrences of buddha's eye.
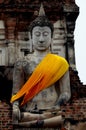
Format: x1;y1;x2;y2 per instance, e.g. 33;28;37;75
43;32;49;36
35;32;40;36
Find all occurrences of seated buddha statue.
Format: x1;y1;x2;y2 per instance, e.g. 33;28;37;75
10;4;71;128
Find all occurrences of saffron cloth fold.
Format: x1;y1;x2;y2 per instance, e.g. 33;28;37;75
10;53;69;106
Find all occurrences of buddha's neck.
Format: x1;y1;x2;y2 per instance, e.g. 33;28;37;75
33;49;51;58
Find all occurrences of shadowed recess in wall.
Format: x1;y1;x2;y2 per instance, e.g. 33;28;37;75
0;66;13;102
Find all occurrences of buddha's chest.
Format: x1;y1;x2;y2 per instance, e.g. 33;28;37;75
24;57;43;79
22;56;58;110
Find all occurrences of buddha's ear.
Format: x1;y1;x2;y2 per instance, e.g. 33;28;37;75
29;32;33;52
50;38;53;52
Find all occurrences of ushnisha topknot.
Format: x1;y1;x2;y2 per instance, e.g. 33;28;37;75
29;3;54;37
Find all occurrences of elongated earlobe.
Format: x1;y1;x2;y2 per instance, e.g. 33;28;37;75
29;32;33;52
50;39;53;52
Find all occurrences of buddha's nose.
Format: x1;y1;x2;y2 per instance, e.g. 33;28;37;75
39;35;44;44
39;41;44;44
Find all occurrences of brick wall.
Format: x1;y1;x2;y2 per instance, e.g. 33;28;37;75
61;98;86;122
60;68;86;130
68;68;86;120
0;101;13;130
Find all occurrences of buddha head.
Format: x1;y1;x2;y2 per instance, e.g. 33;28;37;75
29;4;54;52
29;4;54;38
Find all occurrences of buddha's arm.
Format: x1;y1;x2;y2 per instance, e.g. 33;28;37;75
12;61;25;96
55;70;71;106
12;60;25;123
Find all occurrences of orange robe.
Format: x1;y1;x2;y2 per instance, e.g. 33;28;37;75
10;53;69;106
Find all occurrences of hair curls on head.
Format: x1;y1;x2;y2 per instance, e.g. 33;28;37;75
29;4;54;37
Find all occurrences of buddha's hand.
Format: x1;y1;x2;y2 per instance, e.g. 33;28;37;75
46;105;60;112
12;102;21;123
41;105;61;119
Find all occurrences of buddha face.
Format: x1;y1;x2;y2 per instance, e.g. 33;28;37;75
32;26;52;51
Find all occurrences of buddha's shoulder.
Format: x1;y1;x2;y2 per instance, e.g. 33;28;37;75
14;54;34;68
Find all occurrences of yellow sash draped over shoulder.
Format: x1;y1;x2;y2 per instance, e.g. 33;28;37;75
10;53;69;106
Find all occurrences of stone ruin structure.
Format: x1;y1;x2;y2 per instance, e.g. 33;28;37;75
0;0;86;130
